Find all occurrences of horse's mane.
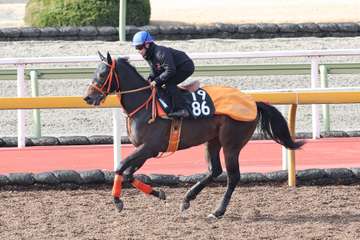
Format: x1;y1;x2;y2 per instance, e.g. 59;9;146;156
117;57;145;81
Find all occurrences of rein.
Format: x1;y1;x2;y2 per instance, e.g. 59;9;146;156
128;87;157;124
91;58;157;123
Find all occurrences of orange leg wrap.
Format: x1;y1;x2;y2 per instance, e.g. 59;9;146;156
112;174;124;198
131;179;153;194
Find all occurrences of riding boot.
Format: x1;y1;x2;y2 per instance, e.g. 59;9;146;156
167;89;189;118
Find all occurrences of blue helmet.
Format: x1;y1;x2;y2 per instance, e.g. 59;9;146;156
131;31;154;46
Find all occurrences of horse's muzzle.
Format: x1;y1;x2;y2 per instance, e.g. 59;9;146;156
83;95;103;106
83;95;93;105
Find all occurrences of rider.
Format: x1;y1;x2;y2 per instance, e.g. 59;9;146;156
131;31;195;118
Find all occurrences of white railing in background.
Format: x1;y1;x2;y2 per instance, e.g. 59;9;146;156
2;49;360;65
1;49;360;150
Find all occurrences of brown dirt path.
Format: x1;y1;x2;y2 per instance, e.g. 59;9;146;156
1;185;359;239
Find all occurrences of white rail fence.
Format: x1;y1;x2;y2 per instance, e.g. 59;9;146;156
1;49;360;149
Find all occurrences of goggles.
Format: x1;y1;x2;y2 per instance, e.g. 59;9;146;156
135;44;145;51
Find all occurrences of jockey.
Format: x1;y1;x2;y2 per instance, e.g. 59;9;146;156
132;31;194;118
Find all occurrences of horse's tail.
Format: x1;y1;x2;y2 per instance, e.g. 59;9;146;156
256;102;305;150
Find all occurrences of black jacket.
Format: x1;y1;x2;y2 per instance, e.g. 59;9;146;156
145;43;192;86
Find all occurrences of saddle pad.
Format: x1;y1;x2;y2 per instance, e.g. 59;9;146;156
202;85;257;122
156;87;215;119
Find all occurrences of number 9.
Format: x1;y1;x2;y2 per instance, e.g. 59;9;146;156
197;90;206;100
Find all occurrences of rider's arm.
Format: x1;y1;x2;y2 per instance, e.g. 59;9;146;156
153;49;176;86
146;60;156;81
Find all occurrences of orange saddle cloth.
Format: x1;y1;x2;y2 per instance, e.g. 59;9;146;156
202;85;257;121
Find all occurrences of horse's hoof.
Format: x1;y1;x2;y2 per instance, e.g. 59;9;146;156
207;213;222;220
158;189;166;200
151;190;166;200
113;198;124;212
207;213;224;220
180;201;190;212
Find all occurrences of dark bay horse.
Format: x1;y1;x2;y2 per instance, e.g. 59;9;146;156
84;52;304;219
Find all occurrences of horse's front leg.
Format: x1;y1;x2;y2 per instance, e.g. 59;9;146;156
123;166;166;200
111;144;163;212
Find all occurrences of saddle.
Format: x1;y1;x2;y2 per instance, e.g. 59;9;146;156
179;81;200;92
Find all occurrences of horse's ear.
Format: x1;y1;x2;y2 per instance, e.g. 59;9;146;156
106;52;112;65
98;51;106;61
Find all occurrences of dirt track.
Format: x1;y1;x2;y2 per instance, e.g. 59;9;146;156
1;185;359;239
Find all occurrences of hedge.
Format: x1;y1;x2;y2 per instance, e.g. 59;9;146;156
24;0;151;27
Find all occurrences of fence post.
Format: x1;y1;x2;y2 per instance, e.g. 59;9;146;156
287;104;297;187
113;109;122;171
281;105;288;170
119;0;127;41
320;65;330;132
17;64;26;148
30;70;41;138
310;57;320;139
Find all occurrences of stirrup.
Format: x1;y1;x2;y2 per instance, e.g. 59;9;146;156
168;109;189;119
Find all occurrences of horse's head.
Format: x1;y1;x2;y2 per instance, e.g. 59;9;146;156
84;51;120;106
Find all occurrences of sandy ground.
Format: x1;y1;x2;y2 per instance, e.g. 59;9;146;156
1;0;360;28
0;185;359;239
150;0;360;25
0;3;25;27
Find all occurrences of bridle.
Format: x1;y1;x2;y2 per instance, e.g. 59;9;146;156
90;58;120;97
90;58;157;123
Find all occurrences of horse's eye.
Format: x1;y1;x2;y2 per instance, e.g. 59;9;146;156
95;73;105;84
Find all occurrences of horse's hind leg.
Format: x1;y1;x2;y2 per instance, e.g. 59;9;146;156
209;118;257;219
181;137;222;212
209;146;240;219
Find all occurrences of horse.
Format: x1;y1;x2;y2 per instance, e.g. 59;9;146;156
84;52;305;219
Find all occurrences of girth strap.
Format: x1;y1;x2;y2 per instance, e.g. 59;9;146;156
127;116;183;158
166;118;182;153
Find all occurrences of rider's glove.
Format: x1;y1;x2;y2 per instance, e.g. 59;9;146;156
150;81;157;87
